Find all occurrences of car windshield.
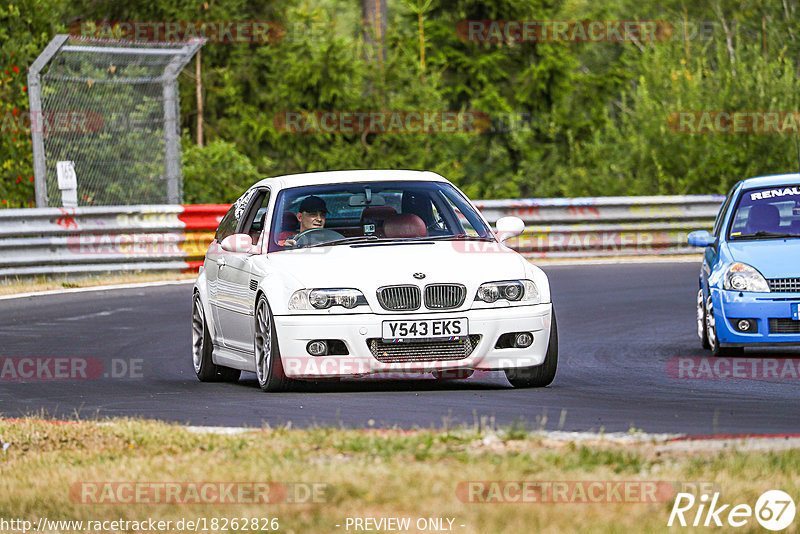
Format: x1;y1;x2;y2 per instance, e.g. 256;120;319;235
728;185;800;240
267;180;493;252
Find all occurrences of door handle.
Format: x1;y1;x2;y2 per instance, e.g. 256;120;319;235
217;257;226;268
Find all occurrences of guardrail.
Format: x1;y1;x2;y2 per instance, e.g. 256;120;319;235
0;196;723;277
474;195;724;259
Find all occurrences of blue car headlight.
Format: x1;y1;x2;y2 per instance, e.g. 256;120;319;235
723;263;769;293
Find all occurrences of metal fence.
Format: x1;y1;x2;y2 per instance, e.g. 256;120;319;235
0;196;723;278
28;35;204;207
474;195;724;259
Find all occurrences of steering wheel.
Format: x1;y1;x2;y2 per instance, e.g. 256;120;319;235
291;228;345;247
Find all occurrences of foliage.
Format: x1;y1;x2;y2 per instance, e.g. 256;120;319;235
0;0;65;207
182;139;260;203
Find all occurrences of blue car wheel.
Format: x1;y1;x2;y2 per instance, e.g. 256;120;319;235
706;296;744;357
696;288;710;349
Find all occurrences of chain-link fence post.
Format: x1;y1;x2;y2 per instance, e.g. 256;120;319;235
28;35;70;207
27;36;203;207
163;55;185;204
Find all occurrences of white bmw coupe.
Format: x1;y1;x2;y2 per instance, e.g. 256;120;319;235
192;170;557;391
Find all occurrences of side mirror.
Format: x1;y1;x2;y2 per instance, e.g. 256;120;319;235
495;216;525;243
687;230;715;247
220;233;258;254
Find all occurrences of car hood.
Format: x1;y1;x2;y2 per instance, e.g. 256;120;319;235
725;240;800;278
267;240;528;289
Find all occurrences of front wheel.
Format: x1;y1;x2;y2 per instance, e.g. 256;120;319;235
254;295;291;392
697;288;710;349
505;308;558;388
192;293;241;382
705;296;744;357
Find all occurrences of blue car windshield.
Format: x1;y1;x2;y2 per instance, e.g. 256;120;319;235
728;185;800;240
267;181;493;252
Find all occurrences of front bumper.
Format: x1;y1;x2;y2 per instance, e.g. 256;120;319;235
273;303;553;378
712;288;800;346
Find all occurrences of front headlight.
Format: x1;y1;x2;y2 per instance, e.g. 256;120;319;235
475;280;539;304
288;288;369;310
723;263;770;292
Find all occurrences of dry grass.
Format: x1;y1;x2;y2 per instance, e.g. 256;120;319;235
0;418;797;533
0;272;195;296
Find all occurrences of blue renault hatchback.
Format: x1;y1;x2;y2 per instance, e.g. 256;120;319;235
688;174;800;356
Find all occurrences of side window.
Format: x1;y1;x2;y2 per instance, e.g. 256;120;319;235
215;205;239;242
241;189;271;245
430;204;445;232
215;188;259;242
442;195;479;236
434;188;489;237
712;187;736;237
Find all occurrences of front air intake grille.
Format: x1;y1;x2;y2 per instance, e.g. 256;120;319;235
768;278;800;292
769;318;800;333
377;285;421;311
368;335;481;363
424;284;466;310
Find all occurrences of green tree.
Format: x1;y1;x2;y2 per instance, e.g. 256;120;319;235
0;0;65;207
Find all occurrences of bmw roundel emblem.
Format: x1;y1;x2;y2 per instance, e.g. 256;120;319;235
413;272;426;279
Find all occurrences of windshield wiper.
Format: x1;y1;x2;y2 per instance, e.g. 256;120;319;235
411;234;495;242
305;234;494;248
735;231;799;239
304;235;381;248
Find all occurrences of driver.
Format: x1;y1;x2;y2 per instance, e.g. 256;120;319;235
282;195;328;246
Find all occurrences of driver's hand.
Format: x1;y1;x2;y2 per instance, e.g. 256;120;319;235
283;238;297;246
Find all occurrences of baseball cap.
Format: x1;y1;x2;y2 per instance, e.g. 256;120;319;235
298;195;328;214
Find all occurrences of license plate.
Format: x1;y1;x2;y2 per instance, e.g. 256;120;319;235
382;318;468;342
793;303;800;320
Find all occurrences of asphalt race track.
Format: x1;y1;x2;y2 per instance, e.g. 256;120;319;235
2;262;799;435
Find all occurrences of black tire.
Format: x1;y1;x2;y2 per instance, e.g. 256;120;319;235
505;308;559;388
254;294;291;392
192;293;241;382
705;296;744;357
697;288;711;350
432;369;474;380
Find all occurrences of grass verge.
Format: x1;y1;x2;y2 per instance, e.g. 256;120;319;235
0;272;195;296
0;418;797;533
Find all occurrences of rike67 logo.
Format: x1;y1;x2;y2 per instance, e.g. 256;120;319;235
668;490;796;531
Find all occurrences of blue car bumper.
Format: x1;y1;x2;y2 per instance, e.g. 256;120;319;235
712;288;800;346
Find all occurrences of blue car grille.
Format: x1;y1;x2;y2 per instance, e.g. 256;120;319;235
769;318;800;334
767;278;800;292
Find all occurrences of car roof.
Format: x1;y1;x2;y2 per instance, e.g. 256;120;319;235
737;173;800;189
251;170;451;190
